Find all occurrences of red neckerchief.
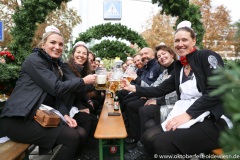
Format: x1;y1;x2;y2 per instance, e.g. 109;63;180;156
179;48;196;66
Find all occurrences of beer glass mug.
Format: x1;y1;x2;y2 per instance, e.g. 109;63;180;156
95;67;107;90
108;69;123;97
123;64;136;82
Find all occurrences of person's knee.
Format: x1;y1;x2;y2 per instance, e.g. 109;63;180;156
145;119;156;131
59;127;82;149
141;129;154;147
141;126;161;147
75;126;87;141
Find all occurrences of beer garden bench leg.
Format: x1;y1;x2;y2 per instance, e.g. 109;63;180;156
120;138;124;160
98;138;125;160
99;139;103;160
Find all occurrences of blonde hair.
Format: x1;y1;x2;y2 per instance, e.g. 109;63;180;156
38;31;64;48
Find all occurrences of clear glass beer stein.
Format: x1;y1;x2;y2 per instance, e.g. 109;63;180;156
95;67;107;90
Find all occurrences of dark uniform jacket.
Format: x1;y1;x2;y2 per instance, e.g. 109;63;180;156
134;58;163;87
0;49;86;121
135;49;224;120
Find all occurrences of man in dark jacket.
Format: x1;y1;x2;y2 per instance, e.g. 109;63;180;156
122;47;163;144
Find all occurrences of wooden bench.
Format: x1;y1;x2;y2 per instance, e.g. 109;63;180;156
94;96;127;160
0;103;31;160
0;140;30;160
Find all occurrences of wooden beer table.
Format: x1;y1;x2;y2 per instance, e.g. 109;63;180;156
94;96;127;160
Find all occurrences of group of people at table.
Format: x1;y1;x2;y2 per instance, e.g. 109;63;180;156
0;20;232;160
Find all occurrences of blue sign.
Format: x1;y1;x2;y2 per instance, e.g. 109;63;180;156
0;20;3;41
103;0;122;20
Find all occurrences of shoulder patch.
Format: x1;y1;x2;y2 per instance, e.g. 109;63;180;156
208;55;218;69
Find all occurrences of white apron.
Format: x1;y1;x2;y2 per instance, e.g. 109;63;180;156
161;68;210;131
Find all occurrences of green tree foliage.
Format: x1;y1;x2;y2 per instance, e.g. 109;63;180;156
0;63;20;94
152;0;204;48
10;0;71;64
209;60;240;156
75;23;148;60
233;21;240;54
90;40;136;60
0;0;72;94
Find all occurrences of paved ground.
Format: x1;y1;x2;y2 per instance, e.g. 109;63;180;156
29;145;123;160
28;143;151;160
29;146;53;160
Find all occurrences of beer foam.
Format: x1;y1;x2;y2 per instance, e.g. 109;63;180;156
97;75;107;84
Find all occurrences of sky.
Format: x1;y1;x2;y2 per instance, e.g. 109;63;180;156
68;0;240;38
211;0;239;23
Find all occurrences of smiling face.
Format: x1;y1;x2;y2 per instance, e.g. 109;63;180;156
156;49;174;67
140;47;155;65
72;45;88;66
122;63;128;71
88;53;97;71
42;33;64;59
174;29;196;57
133;54;144;69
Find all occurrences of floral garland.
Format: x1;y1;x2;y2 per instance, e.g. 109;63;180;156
0;51;15;61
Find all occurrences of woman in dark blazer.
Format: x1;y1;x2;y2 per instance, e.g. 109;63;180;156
0;26;97;160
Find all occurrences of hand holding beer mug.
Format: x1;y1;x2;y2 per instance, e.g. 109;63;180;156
120;78;131;90
95;67;107;90
83;74;97;84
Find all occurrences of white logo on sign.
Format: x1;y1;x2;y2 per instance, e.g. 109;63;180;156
105;3;119;16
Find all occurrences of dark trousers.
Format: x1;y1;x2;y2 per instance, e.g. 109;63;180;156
139;105;160;137
119;93;140;112
126;98;147;140
141;117;228;159
0;117;86;160
73;112;98;139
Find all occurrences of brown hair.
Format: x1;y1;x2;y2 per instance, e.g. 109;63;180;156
175;27;196;40
88;50;96;61
67;45;92;77
132;53;141;59
155;45;177;60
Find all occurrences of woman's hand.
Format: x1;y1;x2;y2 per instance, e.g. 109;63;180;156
165;113;192;131
120;78;136;92
64;115;77;128
144;99;157;105
83;74;97;84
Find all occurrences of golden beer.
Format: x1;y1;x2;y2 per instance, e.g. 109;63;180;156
109;80;120;93
106;90;113;98
106;80;110;89
95;75;107;90
123;76;133;82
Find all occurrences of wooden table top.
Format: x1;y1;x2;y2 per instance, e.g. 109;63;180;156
94;96;127;139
